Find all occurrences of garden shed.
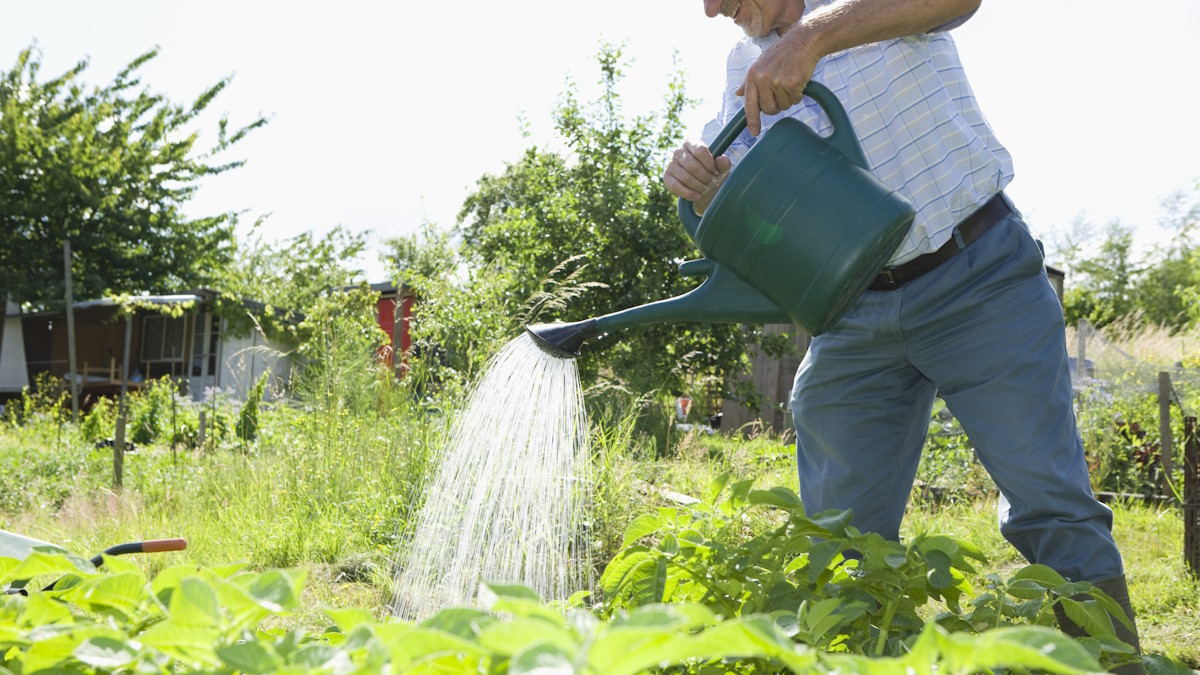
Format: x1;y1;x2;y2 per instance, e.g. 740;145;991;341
0;290;291;405
367;281;416;376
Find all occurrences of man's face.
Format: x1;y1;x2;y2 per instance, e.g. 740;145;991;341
703;0;799;39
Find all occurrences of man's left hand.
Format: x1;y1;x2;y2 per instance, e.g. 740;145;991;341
736;27;823;136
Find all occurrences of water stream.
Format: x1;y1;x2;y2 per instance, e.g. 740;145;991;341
390;333;593;619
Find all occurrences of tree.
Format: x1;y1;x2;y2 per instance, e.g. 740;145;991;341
0;46;266;310
455;45;751;395
1056;190;1199;331
216;220;368;344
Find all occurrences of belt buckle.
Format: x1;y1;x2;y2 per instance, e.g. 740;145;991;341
883;268;897;287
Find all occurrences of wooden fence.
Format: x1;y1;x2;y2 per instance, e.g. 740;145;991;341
721;324;808;435
1186;417;1199;577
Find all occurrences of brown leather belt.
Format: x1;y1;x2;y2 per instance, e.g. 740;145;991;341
868;193;1012;291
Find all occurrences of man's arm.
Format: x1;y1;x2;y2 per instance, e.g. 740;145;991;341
739;0;982;136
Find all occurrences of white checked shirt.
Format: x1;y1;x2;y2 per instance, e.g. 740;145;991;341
702;13;1014;265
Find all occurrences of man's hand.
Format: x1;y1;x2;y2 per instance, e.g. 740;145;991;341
736;26;823;136
663;141;733;215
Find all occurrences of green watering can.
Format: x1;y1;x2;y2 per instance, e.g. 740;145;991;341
527;81;915;358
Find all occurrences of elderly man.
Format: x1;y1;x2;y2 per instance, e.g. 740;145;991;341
664;1;1142;671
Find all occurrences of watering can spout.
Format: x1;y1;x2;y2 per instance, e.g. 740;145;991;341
526;318;600;358
526;258;791;359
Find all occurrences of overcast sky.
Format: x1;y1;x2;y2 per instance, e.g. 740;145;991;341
5;1;1199;281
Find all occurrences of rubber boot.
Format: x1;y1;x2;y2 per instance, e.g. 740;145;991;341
1053;575;1143;675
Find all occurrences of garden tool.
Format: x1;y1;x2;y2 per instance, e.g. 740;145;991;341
2;529;188;595
527;81;915;358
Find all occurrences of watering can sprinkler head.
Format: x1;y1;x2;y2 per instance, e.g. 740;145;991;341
526;319;600;359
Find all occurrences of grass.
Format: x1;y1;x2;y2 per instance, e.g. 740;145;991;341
2;365;1198;668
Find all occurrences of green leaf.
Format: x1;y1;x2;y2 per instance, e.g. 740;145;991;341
384;626;487;668
216;641;285;674
479;584;563;623
730;478;755;507
1060;597;1115;638
477;619;578;658
589;613;816;675
289;643;342;669
708;471;731;503
72;636;138;669
926;550;955;590
808;509;853;536
944;625;1103;674
242;569;305;613
806;540;844;583
63;572;147;619
138;621;222;665
611;604;715;630
1142;653;1195;675
324;607;376;633
1011;564;1068;589
1008;578;1052;599
748;487;804;510
170;577;221;627
620;514;662;548
480;582;542;602
2;550;93;586
510;642;574;674
22;590;75;625
657;533;680;557
599;548;656;603
419;607;494;638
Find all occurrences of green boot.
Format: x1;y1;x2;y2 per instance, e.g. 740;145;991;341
1053;575;1143;675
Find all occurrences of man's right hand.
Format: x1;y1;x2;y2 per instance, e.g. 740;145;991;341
663;141;733;215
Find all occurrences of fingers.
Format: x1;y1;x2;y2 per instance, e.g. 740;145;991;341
739;76;796;137
742;82;761;137
663;142;729;201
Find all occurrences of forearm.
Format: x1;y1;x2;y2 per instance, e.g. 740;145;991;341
795;0;981;59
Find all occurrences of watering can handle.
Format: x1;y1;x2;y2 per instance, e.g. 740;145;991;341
677;80;868;238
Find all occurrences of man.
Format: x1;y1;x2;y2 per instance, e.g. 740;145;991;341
664;1;1142;671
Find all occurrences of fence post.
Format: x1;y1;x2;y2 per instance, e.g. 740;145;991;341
198;410;207;451
113;415;126;489
1184;416;1198;578
1076;318;1089;379
1159;372;1174;498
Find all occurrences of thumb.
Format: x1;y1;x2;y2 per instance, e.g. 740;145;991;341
715;155;732;174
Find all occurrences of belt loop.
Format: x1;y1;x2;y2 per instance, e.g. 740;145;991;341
953;227;966;251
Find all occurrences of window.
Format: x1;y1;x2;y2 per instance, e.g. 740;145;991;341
190;311;222;377
141;314;187;365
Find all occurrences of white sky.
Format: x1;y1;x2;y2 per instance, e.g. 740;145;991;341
4;1;1199;282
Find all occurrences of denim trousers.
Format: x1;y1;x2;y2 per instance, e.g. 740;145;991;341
790;204;1124;582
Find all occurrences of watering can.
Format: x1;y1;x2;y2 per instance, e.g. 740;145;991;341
527;81;915;358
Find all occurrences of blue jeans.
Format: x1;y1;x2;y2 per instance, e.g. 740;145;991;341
790;203;1124;582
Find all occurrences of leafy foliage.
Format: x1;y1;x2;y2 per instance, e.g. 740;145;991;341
596;476;1145;672
454;45;749;395
0;46;266;310
0;551;1119;674
216;222;368;344
292;285;391;414
236;373;269;442
1055;189;1199;331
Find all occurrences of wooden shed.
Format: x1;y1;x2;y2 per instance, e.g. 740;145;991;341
367;281;415;376
0;291;291;404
